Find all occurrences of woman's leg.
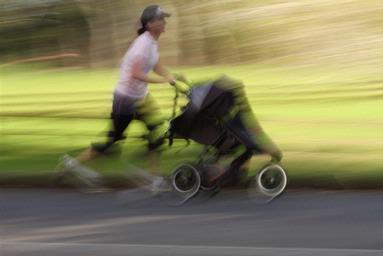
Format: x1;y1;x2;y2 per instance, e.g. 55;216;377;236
74;113;134;163
77;93;136;163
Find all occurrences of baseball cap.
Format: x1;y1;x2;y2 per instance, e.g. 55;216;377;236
140;5;171;26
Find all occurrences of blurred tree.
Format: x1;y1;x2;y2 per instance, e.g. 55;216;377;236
1;0;383;69
0;0;91;67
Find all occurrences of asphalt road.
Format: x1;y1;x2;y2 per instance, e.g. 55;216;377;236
1;188;383;256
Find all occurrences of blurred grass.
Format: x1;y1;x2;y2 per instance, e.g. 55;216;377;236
1;64;383;188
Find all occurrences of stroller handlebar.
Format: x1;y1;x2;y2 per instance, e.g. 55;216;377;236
169;76;191;120
172;84;190;95
172;73;191;94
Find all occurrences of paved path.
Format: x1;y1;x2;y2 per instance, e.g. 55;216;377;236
1;189;383;255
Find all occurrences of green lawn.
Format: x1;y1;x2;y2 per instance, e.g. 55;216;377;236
1;64;383;188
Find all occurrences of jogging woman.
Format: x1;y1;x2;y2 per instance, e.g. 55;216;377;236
58;5;179;190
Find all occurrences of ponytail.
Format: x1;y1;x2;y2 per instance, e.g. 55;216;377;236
137;27;146;35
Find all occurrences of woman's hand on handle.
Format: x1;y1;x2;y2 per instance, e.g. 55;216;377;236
171;73;190;94
174;73;190;85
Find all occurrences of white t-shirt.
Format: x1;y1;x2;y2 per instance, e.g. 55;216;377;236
114;31;159;99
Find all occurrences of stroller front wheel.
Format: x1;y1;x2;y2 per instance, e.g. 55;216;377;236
252;163;287;198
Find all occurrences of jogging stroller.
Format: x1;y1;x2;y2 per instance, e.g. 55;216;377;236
167;76;287;204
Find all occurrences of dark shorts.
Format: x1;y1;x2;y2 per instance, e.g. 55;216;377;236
111;92;163;124
111;92;136;117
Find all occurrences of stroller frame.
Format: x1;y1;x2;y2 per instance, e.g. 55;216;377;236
167;77;287;204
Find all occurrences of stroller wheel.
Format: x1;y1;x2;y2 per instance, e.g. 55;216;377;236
253;163;287;198
171;163;201;194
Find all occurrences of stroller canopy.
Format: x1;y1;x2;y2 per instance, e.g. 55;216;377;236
170;76;260;152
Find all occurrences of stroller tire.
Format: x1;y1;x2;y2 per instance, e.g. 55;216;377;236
252;163;287;198
171;163;201;193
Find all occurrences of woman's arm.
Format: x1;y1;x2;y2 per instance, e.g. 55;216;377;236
131;57;174;84
153;60;176;85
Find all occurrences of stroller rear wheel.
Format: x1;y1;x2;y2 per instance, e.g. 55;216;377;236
171;163;201;194
253;163;287;198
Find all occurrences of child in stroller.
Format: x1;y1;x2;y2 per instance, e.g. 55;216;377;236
167;75;287;204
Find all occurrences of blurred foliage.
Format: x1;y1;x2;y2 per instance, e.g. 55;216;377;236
0;0;90;66
1;0;383;70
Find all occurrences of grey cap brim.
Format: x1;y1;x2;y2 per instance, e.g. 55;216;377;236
159;12;171;18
